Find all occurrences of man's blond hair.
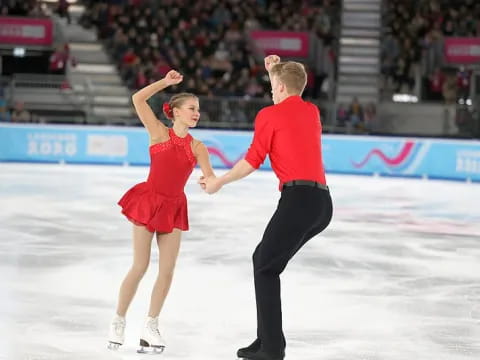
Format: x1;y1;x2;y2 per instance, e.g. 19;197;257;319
270;61;307;95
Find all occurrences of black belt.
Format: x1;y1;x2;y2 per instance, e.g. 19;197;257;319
283;180;329;191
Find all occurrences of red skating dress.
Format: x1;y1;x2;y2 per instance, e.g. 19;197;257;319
118;128;196;233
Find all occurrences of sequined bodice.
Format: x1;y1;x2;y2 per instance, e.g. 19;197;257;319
146;128;196;196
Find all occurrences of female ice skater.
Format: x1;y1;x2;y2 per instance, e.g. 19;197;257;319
108;70;214;353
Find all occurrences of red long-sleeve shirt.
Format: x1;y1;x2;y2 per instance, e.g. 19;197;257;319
245;95;327;190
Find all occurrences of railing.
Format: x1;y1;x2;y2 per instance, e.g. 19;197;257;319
3;73;94;122
2;72;478;138
147;93;332;131
1;73;333;129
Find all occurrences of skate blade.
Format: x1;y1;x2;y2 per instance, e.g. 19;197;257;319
107;342;121;351
137;346;165;355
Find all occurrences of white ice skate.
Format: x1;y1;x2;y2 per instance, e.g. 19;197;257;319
107;315;126;350
137;316;166;354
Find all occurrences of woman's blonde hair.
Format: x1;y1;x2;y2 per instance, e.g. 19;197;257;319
163;92;198;121
270;61;307;95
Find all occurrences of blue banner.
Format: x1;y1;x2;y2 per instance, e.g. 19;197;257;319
322;136;480;181
1;124;479;181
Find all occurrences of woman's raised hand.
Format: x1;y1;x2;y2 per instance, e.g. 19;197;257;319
164;70;183;86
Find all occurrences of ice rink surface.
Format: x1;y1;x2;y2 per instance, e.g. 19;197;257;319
0;163;479;360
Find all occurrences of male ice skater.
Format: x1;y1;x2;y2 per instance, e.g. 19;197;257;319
199;55;333;360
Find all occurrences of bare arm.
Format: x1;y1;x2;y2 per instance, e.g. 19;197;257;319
194;141;215;178
199;159;255;194
131;70;183;142
199;108;272;194
217;159;255;186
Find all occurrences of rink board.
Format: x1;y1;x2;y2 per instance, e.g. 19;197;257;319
1;123;479;181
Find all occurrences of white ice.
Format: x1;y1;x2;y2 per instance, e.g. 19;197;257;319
0;163;480;360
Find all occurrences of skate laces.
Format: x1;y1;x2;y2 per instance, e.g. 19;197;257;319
112;318;125;335
147;319;161;336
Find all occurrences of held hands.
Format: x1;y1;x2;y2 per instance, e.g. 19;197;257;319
198;175;223;194
264;55;280;72
164;70;183;86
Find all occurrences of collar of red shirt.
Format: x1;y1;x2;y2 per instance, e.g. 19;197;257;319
279;95;303;104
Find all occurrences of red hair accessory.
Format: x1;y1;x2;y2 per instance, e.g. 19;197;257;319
162;102;173;119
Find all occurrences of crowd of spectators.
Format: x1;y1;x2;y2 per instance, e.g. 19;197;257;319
381;0;480;100
1;0;71;18
0;0;45;17
79;0;337;98
426;66;473;104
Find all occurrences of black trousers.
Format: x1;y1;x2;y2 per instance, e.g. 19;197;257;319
252;185;333;355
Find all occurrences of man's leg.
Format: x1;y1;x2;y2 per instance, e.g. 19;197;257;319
253;187;329;356
288;189;333;259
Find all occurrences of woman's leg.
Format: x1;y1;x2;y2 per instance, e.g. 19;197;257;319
148;228;182;317
116;224;154;316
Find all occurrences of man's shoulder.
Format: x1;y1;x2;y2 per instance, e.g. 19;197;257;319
258;104;276;115
255;105;276;122
304;100;319;109
304;101;320;116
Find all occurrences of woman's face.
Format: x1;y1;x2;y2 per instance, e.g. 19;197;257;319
174;97;201;127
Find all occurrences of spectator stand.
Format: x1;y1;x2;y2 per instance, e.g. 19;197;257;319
332;0;381;135
380;0;479;102
2;1;90;123
367;0;480;139
0;1;83;122
78;0;337;129
1;73;93;123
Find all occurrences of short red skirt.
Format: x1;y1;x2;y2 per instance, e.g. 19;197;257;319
118;182;188;233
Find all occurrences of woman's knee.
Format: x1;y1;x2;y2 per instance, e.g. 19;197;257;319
158;265;176;282
131;262;149;277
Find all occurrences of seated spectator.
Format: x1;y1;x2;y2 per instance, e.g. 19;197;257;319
442;75;458;106
11;101;32;123
336;103;348;127
363;103;377;132
456;67;471;100
0;94;10;122
120;47;140;85
347;97;364;130
428;67;445;101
